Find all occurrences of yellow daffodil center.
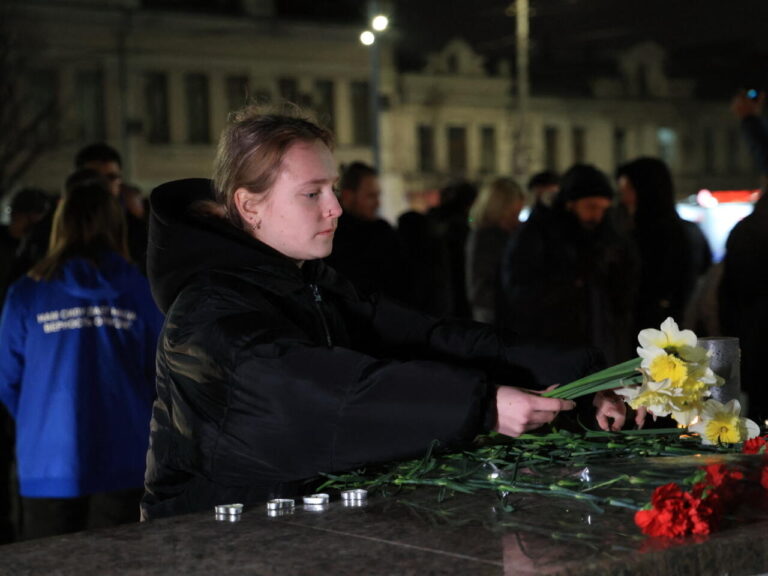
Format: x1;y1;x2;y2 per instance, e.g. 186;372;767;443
649;354;688;386
704;416;742;444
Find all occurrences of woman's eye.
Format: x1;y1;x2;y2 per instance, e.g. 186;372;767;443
306;191;320;199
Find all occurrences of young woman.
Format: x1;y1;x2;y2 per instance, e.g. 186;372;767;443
0;181;163;539
141;105;623;520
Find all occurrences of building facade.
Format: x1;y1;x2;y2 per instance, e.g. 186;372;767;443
5;0;759;221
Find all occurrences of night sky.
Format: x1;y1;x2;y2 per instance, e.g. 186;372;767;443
278;0;768;99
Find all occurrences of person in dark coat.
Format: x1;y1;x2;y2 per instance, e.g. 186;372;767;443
527;170;560;214
615;157;711;334
501;164;639;365
324;162;405;298
720;90;768;422
141;106;627;520
424;181;478;318
719;192;768;423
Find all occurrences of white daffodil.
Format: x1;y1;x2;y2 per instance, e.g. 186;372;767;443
671;405;703;427
638;345;689;388
615;379;681;417
638;317;697;351
688;399;760;445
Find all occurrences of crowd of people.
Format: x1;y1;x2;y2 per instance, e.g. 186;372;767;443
0;91;764;541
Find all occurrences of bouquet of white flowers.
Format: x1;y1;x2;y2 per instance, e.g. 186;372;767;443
544;317;760;445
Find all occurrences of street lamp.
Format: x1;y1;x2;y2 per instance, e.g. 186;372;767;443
372;15;389;32
359;30;375;46
359;2;389;170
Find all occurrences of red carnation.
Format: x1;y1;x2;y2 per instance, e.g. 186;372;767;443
703;463;744;488
635;482;718;538
743;436;768;455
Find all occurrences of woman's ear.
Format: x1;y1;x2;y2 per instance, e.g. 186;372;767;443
234;187;261;230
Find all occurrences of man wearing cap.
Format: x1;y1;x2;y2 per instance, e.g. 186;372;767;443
501;164;638;366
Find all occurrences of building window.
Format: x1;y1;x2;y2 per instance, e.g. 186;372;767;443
251;89;272;105
702;127;717;174
417;125;435;173
225;75;250;115
447;126;467;173
145;72;170;144
479;125;497;174
572;126;586;164
350;80;371;145
613;127;627;167
447;54;458;74
75;69;106;143
28;69;59;142
314;79;335;134
185;73;210;144
278;77;298;103
657;127;677;168
544;126;559;171
636;64;649;97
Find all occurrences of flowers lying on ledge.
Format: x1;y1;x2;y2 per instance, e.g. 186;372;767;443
544;317;759;444
635;437;768;539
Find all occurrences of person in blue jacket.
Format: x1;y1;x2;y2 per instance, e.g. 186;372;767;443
0;181;163;539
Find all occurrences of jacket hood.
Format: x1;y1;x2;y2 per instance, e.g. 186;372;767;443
53;252;132;300
148;178;331;313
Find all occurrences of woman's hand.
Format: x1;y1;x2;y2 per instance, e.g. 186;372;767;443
493;386;575;437
593;390;627;431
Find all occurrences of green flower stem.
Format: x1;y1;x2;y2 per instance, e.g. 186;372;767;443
581;474;631;492
542;357;643;399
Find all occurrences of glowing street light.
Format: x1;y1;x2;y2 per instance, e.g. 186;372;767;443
359;30;375;46
372;14;389;32
360;2;390;170
360;30;376;45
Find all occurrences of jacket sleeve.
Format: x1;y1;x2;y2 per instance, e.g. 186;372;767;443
227;342;492;477
339;287;603;392
0;282;28;418
156;283;494;487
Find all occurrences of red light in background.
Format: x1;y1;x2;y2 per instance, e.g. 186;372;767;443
696;189;761;206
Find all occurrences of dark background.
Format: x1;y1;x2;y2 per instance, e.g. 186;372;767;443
273;0;768;99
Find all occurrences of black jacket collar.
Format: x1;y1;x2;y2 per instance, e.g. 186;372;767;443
148;178;338;313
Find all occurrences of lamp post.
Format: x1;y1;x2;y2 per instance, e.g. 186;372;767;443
506;0;530;181
360;1;389;171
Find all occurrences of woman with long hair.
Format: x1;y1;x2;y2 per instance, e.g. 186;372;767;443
616;157;711;333
0;182;162;539
466;177;526;324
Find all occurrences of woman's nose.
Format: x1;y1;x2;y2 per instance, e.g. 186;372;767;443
326;193;343;218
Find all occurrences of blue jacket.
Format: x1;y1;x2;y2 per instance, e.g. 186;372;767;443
0;252;163;498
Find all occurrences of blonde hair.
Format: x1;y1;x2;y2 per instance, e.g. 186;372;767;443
211;102;334;229
31;183;128;281
469;177;526;229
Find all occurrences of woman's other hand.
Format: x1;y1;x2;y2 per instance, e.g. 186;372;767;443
593;390;628;431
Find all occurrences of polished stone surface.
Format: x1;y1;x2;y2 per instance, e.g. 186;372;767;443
3;458;768;575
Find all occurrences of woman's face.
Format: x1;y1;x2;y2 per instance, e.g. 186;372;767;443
248;139;342;264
